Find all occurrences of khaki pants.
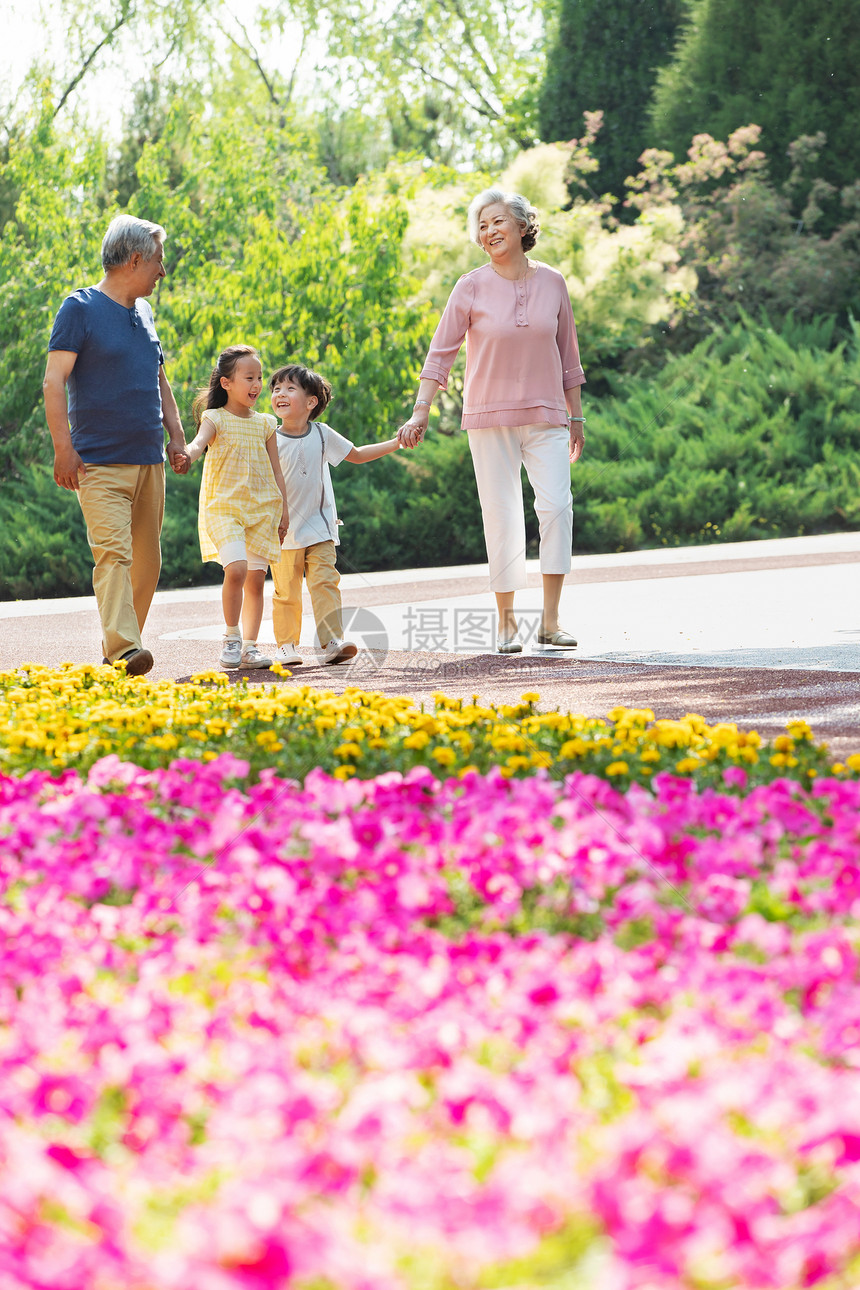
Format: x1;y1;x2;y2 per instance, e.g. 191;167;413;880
77;463;165;662
271;540;343;646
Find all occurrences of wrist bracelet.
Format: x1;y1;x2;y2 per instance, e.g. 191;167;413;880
414;399;431;407
568;416;586;423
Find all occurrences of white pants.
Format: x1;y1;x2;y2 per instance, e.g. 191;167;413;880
467;423;573;592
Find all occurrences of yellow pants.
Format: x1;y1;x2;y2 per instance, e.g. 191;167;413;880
77;463;165;662
271;540;343;646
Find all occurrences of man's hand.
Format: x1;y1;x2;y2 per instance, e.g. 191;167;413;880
166;435;188;472
53;444;86;491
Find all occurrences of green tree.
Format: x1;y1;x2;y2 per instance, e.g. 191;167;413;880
538;0;682;202
626;128;860;330
650;0;860;201
7;0;548;178
0;110;112;475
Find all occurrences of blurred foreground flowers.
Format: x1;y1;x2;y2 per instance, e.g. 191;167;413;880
2;665;860;1287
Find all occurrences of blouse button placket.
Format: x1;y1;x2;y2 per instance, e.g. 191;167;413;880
515;281;529;327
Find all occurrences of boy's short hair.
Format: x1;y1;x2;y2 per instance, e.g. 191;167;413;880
268;364;332;420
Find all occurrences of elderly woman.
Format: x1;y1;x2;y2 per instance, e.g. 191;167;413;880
398;187;585;653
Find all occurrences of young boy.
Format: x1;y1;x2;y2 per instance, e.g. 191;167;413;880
268;363;404;665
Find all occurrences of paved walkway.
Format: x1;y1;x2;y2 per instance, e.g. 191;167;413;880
2;533;859;753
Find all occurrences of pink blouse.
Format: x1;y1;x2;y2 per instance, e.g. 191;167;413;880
420;261;586;429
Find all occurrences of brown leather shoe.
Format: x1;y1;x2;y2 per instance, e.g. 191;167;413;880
119;648;154;676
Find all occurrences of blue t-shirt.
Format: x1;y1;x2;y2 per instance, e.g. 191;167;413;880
49;287;166;465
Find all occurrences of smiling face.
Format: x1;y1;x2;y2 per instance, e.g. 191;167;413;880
131;238;167;297
477;202;525;261
270;376;318;433
221;354;264;413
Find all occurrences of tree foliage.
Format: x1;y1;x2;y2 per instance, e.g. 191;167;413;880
650;0;860;202
538;0;682;202
626;127;860;333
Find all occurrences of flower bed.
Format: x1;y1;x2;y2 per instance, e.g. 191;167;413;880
3;753;860;1287
2;666;860;1287
2;664;857;788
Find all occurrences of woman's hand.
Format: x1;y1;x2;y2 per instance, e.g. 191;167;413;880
569;421;585;462
397;412;428;449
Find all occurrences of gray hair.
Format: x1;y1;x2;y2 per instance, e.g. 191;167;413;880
101;214;166;270
466;187;540;251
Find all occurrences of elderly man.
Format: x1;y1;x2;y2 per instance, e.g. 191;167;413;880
43;214;187;675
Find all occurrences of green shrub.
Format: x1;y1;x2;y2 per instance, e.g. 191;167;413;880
573;314;860;551
0;463;93;599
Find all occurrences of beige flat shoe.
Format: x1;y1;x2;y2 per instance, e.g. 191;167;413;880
496;638;523;655
537;629;578;648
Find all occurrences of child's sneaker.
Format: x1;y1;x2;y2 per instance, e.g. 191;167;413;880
219;636;243;669
274;643;303;665
241;643;272;669
322;637;358;665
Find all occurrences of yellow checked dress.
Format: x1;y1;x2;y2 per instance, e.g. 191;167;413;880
197;408;283;564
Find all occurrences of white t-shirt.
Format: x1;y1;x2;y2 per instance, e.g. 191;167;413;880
275;421;354;549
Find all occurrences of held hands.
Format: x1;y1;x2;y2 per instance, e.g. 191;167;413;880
396;414;428;450
171;440;205;474
167;437;189;475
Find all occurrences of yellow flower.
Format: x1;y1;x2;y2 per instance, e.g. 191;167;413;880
675;757;700;775
773;735;795;753
845;754;860;773
606;760;629;776
255;731;283;752
432;747;457;767
332;764;356;780
334;742;362;759
521;692;540;704
403;731;430;750
147;733;179;750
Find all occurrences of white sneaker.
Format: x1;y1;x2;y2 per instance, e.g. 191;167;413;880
240;644;272;669
274;643;303;665
219;636;243;669
322;637;358;665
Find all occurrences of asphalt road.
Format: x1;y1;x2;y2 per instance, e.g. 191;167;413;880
2;533;859;754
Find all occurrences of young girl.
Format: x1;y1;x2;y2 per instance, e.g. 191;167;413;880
179;345;289;670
